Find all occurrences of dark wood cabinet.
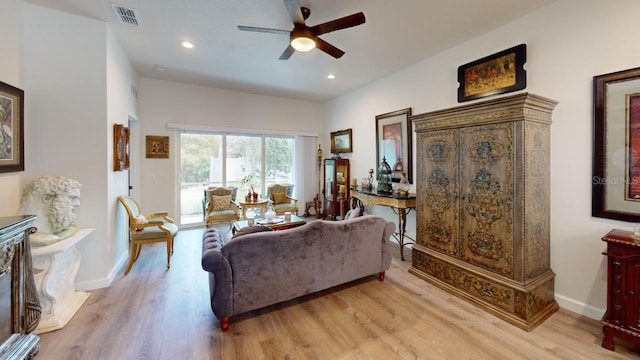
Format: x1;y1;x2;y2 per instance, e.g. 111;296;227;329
601;229;640;351
323;158;349;220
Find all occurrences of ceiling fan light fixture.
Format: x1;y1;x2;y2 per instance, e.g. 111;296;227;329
290;30;316;52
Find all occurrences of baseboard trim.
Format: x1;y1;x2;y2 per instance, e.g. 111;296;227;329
555;293;604;320
74;252;128;291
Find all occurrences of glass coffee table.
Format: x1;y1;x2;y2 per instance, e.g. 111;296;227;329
232;215;306;234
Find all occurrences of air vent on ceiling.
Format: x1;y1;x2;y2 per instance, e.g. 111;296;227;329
111;3;141;27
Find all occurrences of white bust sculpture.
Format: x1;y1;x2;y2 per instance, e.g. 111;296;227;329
18;176;82;246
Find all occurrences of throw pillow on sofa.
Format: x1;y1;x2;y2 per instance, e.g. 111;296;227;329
232;225;273;239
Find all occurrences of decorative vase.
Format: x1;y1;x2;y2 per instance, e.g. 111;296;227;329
396;172;410;197
264;205;276;221
252;192;259;201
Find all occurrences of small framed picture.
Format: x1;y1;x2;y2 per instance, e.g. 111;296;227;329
114;123;130;171
457;44;526;102
146;135;169;159
330;129;352;154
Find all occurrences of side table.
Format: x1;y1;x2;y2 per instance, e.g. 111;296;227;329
238;199;268;219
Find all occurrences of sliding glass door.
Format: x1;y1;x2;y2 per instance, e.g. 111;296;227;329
179;132;294;225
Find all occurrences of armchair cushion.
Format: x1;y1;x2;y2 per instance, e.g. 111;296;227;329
273;192;288;205
211;194;232;211
134;215;148;224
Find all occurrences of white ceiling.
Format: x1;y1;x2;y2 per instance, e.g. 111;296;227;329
24;0;556;102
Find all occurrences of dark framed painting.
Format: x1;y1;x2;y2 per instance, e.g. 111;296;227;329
457;44;526;103
375;108;412;183
0;81;24;173
146;135;169;159
330;128;352;154
113;123;130;171
593;66;640;222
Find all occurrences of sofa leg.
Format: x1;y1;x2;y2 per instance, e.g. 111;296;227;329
220;317;230;332
379;271;385;281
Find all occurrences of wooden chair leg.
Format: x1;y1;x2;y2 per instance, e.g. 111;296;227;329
166;239;171;269
124;242;140;275
134;244;142;261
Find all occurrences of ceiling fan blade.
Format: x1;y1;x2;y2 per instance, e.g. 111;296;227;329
283;0;305;26
279;45;296;60
310;12;365;36
237;25;290;35
316;38;345;59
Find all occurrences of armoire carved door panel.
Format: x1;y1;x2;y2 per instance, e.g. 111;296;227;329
459;123;514;278
418;129;459;256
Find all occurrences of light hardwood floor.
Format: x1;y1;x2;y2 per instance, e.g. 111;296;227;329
39;226;640;359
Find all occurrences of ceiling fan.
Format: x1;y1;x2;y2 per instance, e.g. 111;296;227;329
237;0;365;60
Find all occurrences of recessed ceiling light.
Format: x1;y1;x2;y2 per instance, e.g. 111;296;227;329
327;74;336;80
180;40;194;49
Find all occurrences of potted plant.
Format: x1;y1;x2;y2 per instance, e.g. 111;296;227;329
240;174;256;202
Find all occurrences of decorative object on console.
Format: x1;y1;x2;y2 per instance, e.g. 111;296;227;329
396;172;410;196
376;108;412;184
18;176;82;246
411;93;558;331
113;123;130;171
457;43;526;103
330;128;352;154
377;156;393;194
592;66;640;222
145;135;169;159
0;80;24;173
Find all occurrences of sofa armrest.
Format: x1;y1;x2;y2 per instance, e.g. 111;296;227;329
201;229;233;319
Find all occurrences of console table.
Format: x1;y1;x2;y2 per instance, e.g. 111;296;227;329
31;228;93;334
351;188;416;261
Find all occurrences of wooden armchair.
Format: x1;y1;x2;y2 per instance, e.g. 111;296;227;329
205;187;240;228
267;184;298;215
118;196;178;275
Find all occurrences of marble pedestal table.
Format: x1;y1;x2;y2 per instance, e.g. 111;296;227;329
31;228;93;334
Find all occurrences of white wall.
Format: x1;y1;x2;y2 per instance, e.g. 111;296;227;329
107;26;140;283
324;0;640;319
22;4;135;289
137;78;324;221
0;0;24;215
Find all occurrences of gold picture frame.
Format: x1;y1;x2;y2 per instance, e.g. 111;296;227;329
146;135;169;159
113;123;130;171
330;128;352;154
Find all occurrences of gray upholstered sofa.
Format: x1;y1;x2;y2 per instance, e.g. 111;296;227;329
201;215;395;331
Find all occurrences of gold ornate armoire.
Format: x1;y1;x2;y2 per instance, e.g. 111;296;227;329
410;93;558;331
